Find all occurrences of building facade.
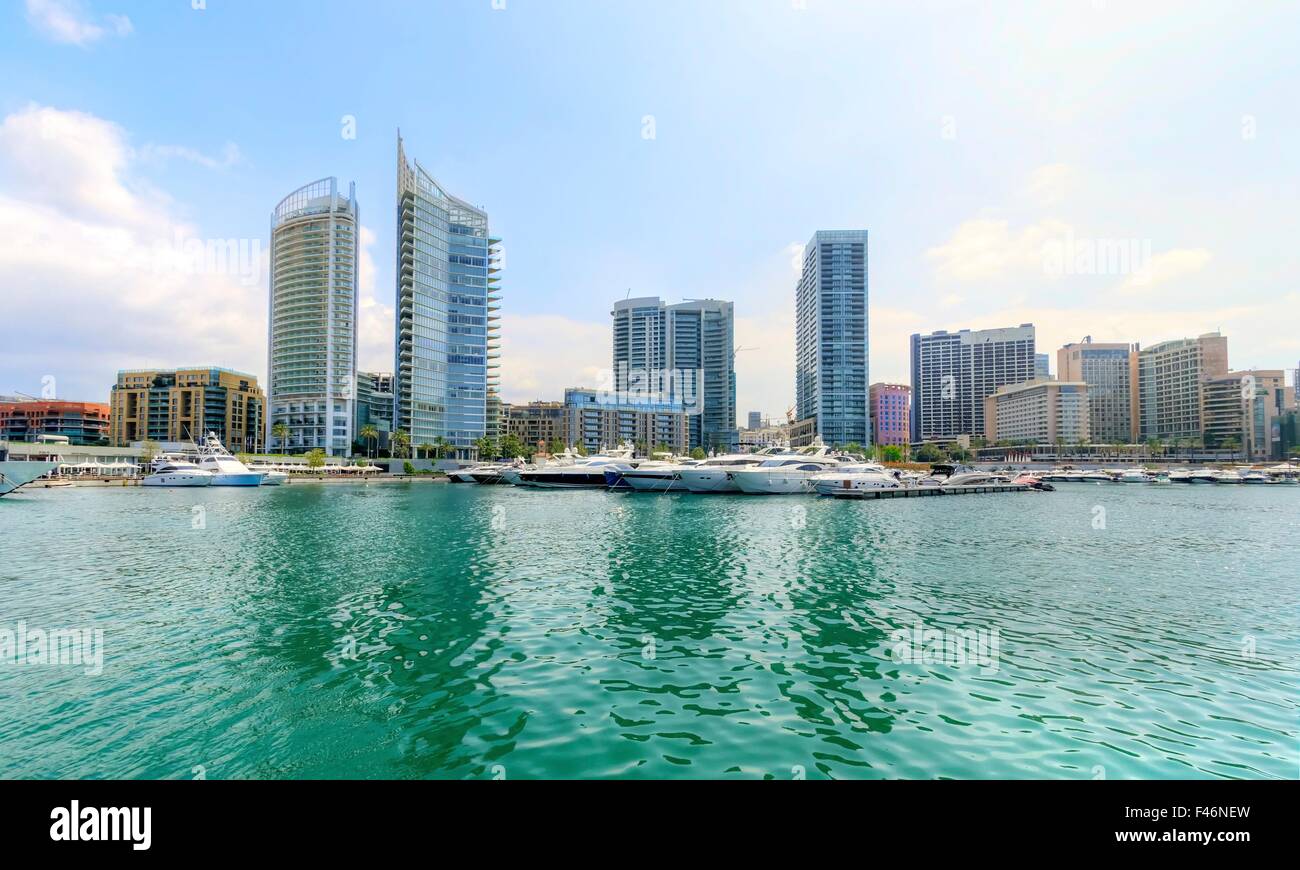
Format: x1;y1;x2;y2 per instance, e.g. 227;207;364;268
563;387;688;455
611;296;736;452
394;136;502;459
910;325;1037;443
747;411;762;430
110;367;264;453
795;230;869;447
1137;332;1229;444
983;379;1090;445
355;371;394;453
503;401;568;452
1203;369;1291;460
0;400;110;445
869;383;910;448
1034;353;1051;380
1057;339;1139;444
268;177;359;456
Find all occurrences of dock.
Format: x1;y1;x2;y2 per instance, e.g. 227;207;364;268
830;483;1031;500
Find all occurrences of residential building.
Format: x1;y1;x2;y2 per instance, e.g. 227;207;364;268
355;371;394;453
740;422;789;449
983;379;1090;445
910;324;1037;443
504;401;567;452
1034;353;1051;380
611;296;736;452
1137;332;1229;444
1203;369;1291;460
1057;338;1140;444
869;383;910;447
788;416;818;448
268;177;359;456
564;387;688;455
0;400;111;445
747;411;762;430
394;135;502;459
795;230;869;447
110;367;264;453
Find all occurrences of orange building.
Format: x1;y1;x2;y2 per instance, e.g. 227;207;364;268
0;400;111;445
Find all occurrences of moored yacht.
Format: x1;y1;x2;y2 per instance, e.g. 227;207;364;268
143;461;213;487
517;447;636;489
1118;469;1150;483
678;448;786;493
195;432;265;486
729;447;849;494
809;463;904;497
0;445;59;497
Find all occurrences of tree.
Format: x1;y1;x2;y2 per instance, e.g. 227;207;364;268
305;448;326;472
499;434;525;459
139;439;160;468
882;444;903;463
403;461;416;475
690;446;707;460
915;443;943;463
842;442;864;457
575;443;588;457
418;442;435;460
473;435;496;459
272;422;290;453
546;438;565;456
390;430;410;459
359;424;379;458
433;436;451;459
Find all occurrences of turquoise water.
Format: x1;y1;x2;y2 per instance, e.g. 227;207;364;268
1;481;1296;779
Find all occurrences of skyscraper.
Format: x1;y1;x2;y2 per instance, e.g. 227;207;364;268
909;325;1036;442
1034;353;1051;380
747;411;762;430
1137;332;1228;443
795;230;869;447
394;136;502;459
1057;338;1139;443
268;178;358;456
611;296;737;451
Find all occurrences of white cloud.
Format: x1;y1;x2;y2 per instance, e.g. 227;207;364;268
1024;163;1077;206
25;0;131;46
139;142;243;171
356;225;394;374
498;314;608;403
925;218;1071;283
0;105;265;401
1113;248;1212;294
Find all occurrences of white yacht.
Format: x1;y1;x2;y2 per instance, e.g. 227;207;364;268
0;445;59;497
1118;469;1150;483
1208;469;1243;484
469;463;517;485
1187;469;1218;484
809;464;905;497
517;447;635;489
195;432;265;486
143;461;213;487
678;448;786;494
617;459;703;493
943;470;1014;487
729;447;849;494
1148;470;1173;485
1240;469;1269;485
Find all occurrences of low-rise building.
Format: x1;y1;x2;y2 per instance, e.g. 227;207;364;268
504;401;567;452
110;367;264;453
983;379;1090;445
869;383;910;447
0;400;111;445
563;388;688;455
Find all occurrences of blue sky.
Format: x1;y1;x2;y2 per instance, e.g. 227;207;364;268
2;0;1297;418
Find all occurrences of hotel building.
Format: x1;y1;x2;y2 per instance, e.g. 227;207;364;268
611;296;737;452
564;387;688;455
983;379;1090;445
1057;339;1140;444
0;400;111;445
267;178;359;457
869;383;910;447
1203;369;1292;460
110;367;264;452
395;136;502;460
795;230;869;447
910;324;1037;443
1137;332;1228;443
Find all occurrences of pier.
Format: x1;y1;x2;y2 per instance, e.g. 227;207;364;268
830;483;1031;500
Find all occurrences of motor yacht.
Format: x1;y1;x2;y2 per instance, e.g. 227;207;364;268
1187;469;1218;484
809;463;904;497
1168;469;1193;483
1208;469;1243;484
142;461;213;487
517;447;636;489
195;432;265;486
618;459;703;493
729;447;849;494
0;445;60;497
246;462;289;485
677;448;786;493
942;470;1014;487
1118;469;1150;483
467;463;515;484
1148;470;1173;485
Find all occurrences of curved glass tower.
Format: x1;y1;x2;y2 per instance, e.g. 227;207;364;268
395;136;500;459
268;178;359;456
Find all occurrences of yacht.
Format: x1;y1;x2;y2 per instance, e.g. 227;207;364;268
678;448;786;493
1168;469;1194;483
729;447;849;494
470;463;517;485
943;470;1014;487
500;451;577;486
246;462;289;485
0;445;59;497
809;464;905;497
1118;469;1150;483
142;461;213;487
1148;470;1173;485
1240;469;1269;485
1187;469;1218;484
1207;469;1242;484
617;459;702;493
517;447;636;489
194;432;265;486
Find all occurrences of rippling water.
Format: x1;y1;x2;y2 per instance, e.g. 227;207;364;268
1;481;1296;779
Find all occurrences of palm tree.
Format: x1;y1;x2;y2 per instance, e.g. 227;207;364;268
359;424;379;459
433;436;450;460
390;430;410;459
271;422;289;454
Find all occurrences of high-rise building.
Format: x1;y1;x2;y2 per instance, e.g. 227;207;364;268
909;325;1036;443
747;411;762;430
395;136;502;459
1035;353;1051;380
0;400;111;445
1204;369;1291;460
268;178;358;456
611;296;736;452
869;383;910;447
355;371;394;453
795;230;869;447
564;387;688;455
1137;332;1228;443
1057;338;1139;444
984;379;1089;445
110;367;264;452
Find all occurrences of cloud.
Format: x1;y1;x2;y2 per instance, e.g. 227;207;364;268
356;225;394;374
139;142;243;171
0;105;265;401
1113;248;1212;294
25;0;131;46
925;218;1071;283
498;314;609;403
1024;163;1077;206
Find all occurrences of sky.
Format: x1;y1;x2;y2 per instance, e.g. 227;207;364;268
2;0;1298;421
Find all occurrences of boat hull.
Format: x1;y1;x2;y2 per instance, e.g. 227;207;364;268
621;472;687;492
0;461;60;496
679;469;741;493
143;474;212;487
731;471;817;494
209;473;265;487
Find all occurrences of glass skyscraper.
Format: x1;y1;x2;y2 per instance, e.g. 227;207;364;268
268;178;358;457
795;230;870;447
394;136;501;458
